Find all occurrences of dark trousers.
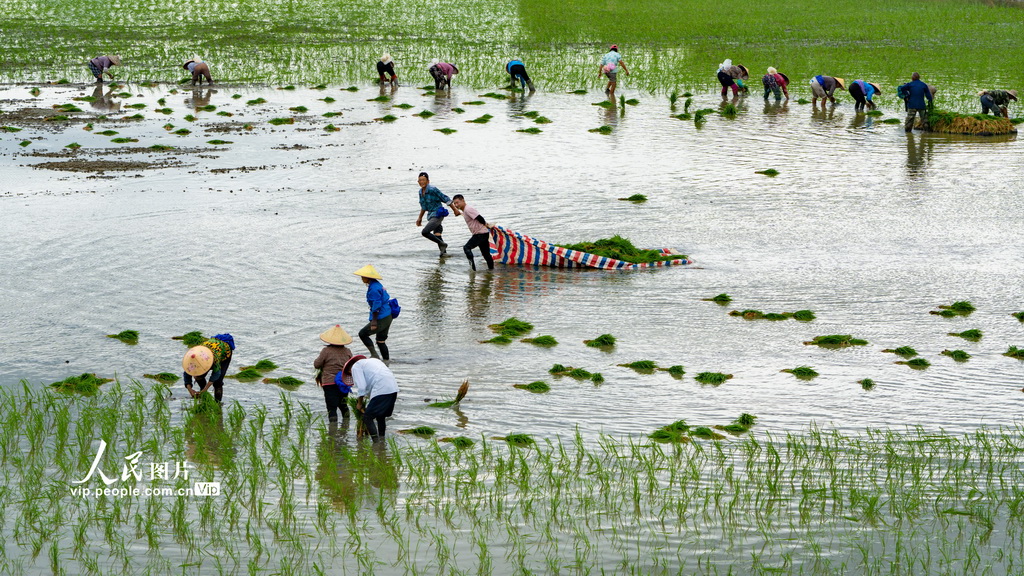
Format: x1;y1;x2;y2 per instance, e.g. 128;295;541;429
191;63;213;85
421;216;445;245
183;355;231;402
463;233;494;270
850;84;867;110
363;392;397;440
509;64;531;89
981;95;1004;116
322;384;349;421
359;314;393;360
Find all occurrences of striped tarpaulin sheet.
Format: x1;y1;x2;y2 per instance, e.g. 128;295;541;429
489;226;693;269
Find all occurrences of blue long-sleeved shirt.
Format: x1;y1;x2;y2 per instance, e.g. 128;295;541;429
418;184;450;214
365;279;392;321
900;79;933;110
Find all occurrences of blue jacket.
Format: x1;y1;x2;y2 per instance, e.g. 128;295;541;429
900;79;933;110
365;280;392;321
507;60;525;73
418;184;450;213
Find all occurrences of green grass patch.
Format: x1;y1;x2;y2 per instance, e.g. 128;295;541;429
584;333;616;348
558;235;684;263
941;349;971;362
1004;346;1024;359
246;98;267;105
96;130;119;136
480;92;507;99
289;105;308;113
1;126;22;133
173;128;191;135
619;194;647;202
323;111;342;118
859;378;875;390
376;115;398;122
514;381;550;393
106;329;139;344
110;138;139;143
949;329;982;341
415;110;436;118
782;366;818;380
368;95;390;102
695;372;732;385
149;144;174;151
882;346;918;357
143;372;179;384
50;373;112;394
804;335;868;347
521;335;558;346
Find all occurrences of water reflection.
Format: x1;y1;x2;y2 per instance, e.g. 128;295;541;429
811;102;839;122
184;410;236;469
504;91;530;117
762;99;789;118
904;134;933;179
89;84;121;112
464;269;494;321
417;266;448;334
315;424;398;513
185;88;216;109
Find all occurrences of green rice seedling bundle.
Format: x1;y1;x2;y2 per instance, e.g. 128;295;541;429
288;106;308;113
755;169;779;176
246;98;266;105
499;433;534;446
804;334;868;347
693;108;716;123
207;140;233;145
926;109;1015;135
29;87;40;96
782;366;818;380
516;127;541;134
106;329;138;344
522;111;540;118
439;436;474;448
860;378;875;389
452;107;465;113
619;360;657;372
882;346;918;357
568;89;588;94
399;426;436;437
126;114;145;120
695;372;732;385
558;235;685;263
533;116;552;124
704;293;731;304
618;95;626;108
1004;346;1024;359
392;102;410;108
240;359;277;373
865;110;883;116
311;84;327;89
896;358;931;369
488;317;533;337
268;117;294;125
1012;312;1024;321
941;349;971;362
462;101;485;105
716;413;757;434
281;85;296;90
46;115;69;121
796;98;810;104
514;381;550;393
186;391;221;416
429;380;469;407
721;103;738;117
230;94;242;99
156;108;173;114
549;364;567;374
111;137;139;143
18;141;30;147
592;100;613;108
150;145;174;152
590;373;604;384
65;142;81;149
649;419;690;443
376;115;398;122
230;368;263;381
881;118;902;124
480;92;507;99
144;372;179;383
435;128;457;134
669;90;679;108
323;111;342;118
625;98;639;105
127;103;146;109
73;96;96;102
672;113;692;120
589;125;613;134
343;86;358;92
173;128;190;135
49;373;112;394
324;124;340;132
948;329;982;341
791;310;816;321
567;368;592;379
57;103;83;112
415;110;435;118
663;365;685;377
1;126;22;132
584;334;616;348
730;309;765;319
481;334;512;344
173;331;205;346
263;376;303;387
690;426;726;440
467;114;493;124
367;95;390;102
521;335;557;346
619;194;647;202
937;300;976;315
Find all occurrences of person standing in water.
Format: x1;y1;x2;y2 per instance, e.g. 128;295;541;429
598;45;629;100
450;194;495;271
354;265;394;364
415;172;453;256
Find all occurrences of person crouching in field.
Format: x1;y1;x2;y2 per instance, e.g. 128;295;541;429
979;89;1017;118
507;59;534;92
762;67;789;101
429;60;458;90
88;55;120;83
717;60;748;97
599;45;629;100
849;80;881;111
183;56;213;86
810;75;844;105
377;54;398;85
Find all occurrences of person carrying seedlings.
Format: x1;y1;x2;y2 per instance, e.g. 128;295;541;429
88;54;121;83
599;45;629;100
314;324;354;423
450;194;495;271
762;67;789;101
341;355;400;442
506;59;535;92
849;80;881;111
377;54;398;85
978;89;1017;118
415;171;453;256
181;333;235;402
810;75;844;105
354;265;395;364
898;72;934;132
428;60;459;90
182;55;213;86
717;59;748;97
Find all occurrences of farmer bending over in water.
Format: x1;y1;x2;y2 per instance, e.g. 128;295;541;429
377;54;398;85
810;75;844;105
450;194;495;271
717;60;748;97
354;265;394;363
849;80;881;111
182;56;213;86
762;67;789;101
415;172;453;256
979;89;1017;118
429;60;458;90
599;45;629;100
341;355;399;442
88;55;121;83
314;324;354;423
506;60;534;92
181;333;235;402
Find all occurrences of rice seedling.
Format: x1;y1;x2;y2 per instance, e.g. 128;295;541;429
804;335;868;347
156;108;173;114
590;373;604;384
721;103;738;117
57;103;82;112
428;380;469;408
521;335;558;346
186;391;222;416
896;358;931;369
781;366;818;380
941;349;971;362
321;96;337;104
230;94;242;99
864;110;883;116
796;98;811;104
522;111;540;118
49;373;112;394
592;100;613;108
280;85;296;90
19;140;30;147
246;98;267;105
881;118;902;124
716;413;758;434
649;420;690;443
660;365;685;377
399;426;436;437
882;346;918;357
162;123;174;130
755;168;779;176
368;95;390;102
694;372;732;385
549;364;567;374
65;142;81;149
126;114;145;120
931;300;975;316
497;434;534;447
568;89;587;95
533;116;552;124
110;137;139;143
669;90;679;109
791;310;816;321
859;378;875;390
324;124;340;132
1004;346;1024;359
948;329;982;341
1012;312;1024;322
618;194;647;202
29;87;40;96
584;334;616;348
127;103;146;109
567;368;592;379
692;108;716;124
690;426;726;440
229;368;263;382
150;144;174;150
268;117;295;125
467;114;493;124
480;92;507;99
184;114;197;121
488;317;533;337
414;110;435;118
1;126;22;132
240;359;278;373
143;372;179;383
481;334;513;344
289;106;308;113
323;111;342;118
435;128;457;134
703;293;732;304
559;236;685;263
513;381;550;393
516;127;541;134
589;125;613;134
343;86;359;92
619;360;657;372
173;331;205;346
46;115;69;121
207;139;233;145
263;376;303;387
618;94;626;108
376;115;398;122
106;329;138;344
173;128;191;135
438;436;474;448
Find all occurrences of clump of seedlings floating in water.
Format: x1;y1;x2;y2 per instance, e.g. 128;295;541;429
804;334;868;347
865;110;883;117
144;372;179;383
690;426;726;440
695;372;733;385
521;335;557;346
584;333;616;348
467;114;493;124
729;309;814;321
344;86;358;91
672;113;692;120
755;169;779;176
590;372;604;384
704;293;731;305
367;95;389;102
796;98;811;104
860;378;875;390
669;90;679;109
289;106;307;113
619;360;657;373
781;366;818;380
156;108;172;114
50;373;112;394
428;380;469;408
514;381;550;393
230;368;263;382
173;128;190;135
111;137;139;143
324;124;340;132
1;126;22;133
481;334;512;344
392;102;411;108
589;125;613;134
173;331;205;346
896;357;931;369
435;128;457;135
648;420;691;443
97;130;118;136
930;301;975;317
376;115;398;122
516;127;541;134
720;103;738;117
207;140;232;145
592;100;613;108
660;365;685;377
949;329;982;341
619;194;647;202
495;434;534;446
439;436;475;448
569;89;588;94
399;426;436;437
488;317;533;337
462;100;484;105
941;349;971;362
480;92;507;99
715;413;758;434
323;111;342;118
263;376;303;388
246;98;266;105
1012;311;1024;322
241;359;277;372
269;117;295;125
693;108;716;124
414;110;435;118
522;111;540;118
534;116;552;124
881;118;902;124
452;107;465;113
19;141;30;147
1004;346;1024;359
106;329;138;344
549;365;599;381
882;346;918;358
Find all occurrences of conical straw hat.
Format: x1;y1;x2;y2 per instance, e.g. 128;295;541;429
353;264;382;279
182;345;214;376
320;324;353;345
833;77;845;90
108;55;122;66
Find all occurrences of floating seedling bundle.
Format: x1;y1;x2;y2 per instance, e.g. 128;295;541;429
925;109;1016;135
490;227;692;269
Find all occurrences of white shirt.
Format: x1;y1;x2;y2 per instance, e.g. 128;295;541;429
351;358;399;400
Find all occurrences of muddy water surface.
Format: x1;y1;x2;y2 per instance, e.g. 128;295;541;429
2;82;1023;439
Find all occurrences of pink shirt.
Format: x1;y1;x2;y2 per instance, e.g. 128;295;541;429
462;205;489;235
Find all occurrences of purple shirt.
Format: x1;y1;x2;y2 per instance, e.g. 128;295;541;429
90;56;114;70
436;62;457;78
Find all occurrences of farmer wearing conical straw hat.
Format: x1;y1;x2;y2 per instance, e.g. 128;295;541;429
314;325;354;422
88;54;121;83
849;80;882;111
377;54;398;85
182;55;213;86
979;89;1017;118
182;333;235;402
810;74;844;105
354;265;396;364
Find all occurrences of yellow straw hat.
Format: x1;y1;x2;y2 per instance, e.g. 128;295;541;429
182;345;214;376
353;264;382;280
108;55;122;66
833;77;846;90
320;324;353;346
1009;89;1019;100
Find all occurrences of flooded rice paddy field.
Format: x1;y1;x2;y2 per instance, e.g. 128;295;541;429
1;80;1024;573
